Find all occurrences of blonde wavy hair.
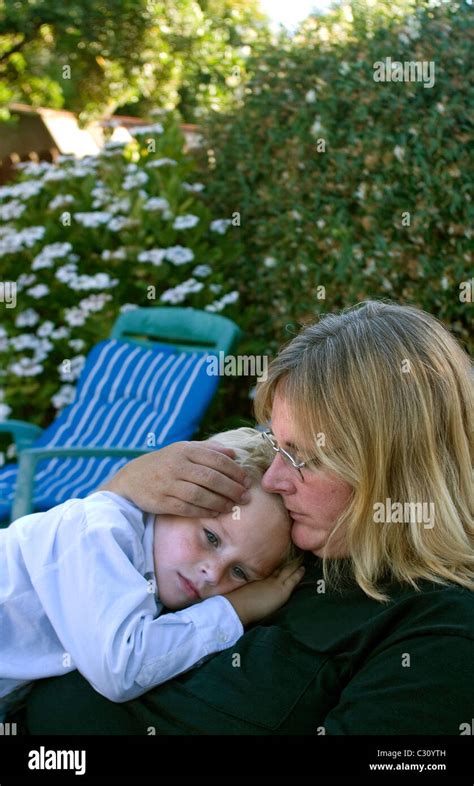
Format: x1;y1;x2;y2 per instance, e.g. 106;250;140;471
208;427;303;570
254;300;474;602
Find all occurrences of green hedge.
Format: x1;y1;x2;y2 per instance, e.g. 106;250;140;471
196;0;473;401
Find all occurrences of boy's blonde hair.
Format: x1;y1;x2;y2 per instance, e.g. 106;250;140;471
208;427;303;570
254;300;473;602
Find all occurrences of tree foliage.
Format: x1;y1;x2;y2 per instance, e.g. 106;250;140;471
0;0;269;122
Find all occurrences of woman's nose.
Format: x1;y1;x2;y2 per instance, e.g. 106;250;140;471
261;454;296;495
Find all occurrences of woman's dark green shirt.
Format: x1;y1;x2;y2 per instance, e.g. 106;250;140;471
25;554;474;735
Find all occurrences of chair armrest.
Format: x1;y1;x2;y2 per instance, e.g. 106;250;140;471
0;420;43;452
10;446;154;523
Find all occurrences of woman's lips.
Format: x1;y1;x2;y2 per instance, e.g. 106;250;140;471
178;574;200;600
288;510;305;521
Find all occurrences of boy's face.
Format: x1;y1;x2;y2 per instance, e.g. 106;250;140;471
153;484;291;610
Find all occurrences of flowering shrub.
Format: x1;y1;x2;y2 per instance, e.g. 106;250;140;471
0;113;242;442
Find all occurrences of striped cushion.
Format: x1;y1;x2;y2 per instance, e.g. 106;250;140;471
0;339;219;518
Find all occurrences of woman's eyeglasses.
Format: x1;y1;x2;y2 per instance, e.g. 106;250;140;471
261;429;306;481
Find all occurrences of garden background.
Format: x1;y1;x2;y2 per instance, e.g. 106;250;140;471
0;0;472;464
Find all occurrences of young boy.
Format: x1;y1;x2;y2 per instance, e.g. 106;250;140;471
0;428;304;721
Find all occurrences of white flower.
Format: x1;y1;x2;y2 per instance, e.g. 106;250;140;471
209;283;222;294
138;249;167;266
355;183;367;201
0;226;45;257
108;197;131;215
305;89;317;103
56;154;75;163
9;358;44;377
16;273;37;290
0;180;43;201
436;103;445;114
9;334;41;351
63;308;88;327
108;216;137;232
43;169;67;183
316;219;326;229
103;140;126;149
68;338;86;352
146;158;177;168
440;276;449;290
173;214;200;230
52;384;77;410
159;288;187;305
263;256;277;268
193;265;212;278
221;291;239;305
68;272;118;291
78;293;112;313
15;309;40;328
291;210;302;221
160;278;204;304
32;242;73;271
205;290;239;312
51;326;70;340
210;219;231;234
6;443;17;459
54;262;77;284
69;165;93;178
15;161;51;177
37;321;55;338
32;338;53;362
310;117;323;137
0;200;26;221
26;284;49;299
165;246;195;265
55;263;78;284
101;247;127;262
183;182;205;193
58;355;86;381
0;402;12;419
122;171;149;190
48;194;75;211
339;62;350;76
143;197;170;212
74;212;111;228
393;145;405;163
129;123;164;136
119;303;139;314
205;301;225;313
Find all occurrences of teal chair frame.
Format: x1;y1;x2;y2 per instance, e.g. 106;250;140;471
1;307;242;523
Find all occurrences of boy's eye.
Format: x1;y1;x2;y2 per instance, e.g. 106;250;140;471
204;529;219;547
232;566;248;582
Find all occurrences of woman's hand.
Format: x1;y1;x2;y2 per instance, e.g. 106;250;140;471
99;440;252;517
223;561;305;626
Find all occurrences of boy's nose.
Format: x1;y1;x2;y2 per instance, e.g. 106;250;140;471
199;562;224;586
261;454;296;495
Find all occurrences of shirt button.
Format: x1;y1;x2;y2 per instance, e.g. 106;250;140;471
217;630;229;643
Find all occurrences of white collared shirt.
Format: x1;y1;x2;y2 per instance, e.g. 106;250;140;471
0;491;243;718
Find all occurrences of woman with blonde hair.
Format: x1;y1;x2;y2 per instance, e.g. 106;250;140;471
20;300;474;738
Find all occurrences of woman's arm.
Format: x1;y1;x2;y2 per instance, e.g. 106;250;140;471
99;440;252;517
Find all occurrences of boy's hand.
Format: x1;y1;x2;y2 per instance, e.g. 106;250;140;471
98;440;252;517
223;562;305;626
